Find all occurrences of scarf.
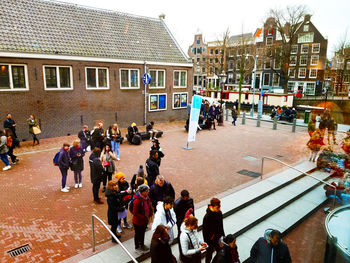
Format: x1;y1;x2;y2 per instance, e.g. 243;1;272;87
165;209;175;225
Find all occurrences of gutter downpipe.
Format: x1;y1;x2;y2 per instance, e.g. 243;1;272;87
144;61;147;125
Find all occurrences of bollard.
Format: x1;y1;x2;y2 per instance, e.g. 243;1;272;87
273;117;277;130
292;118;296;132
257;115;261;127
225;109;229;121
242;112;246;125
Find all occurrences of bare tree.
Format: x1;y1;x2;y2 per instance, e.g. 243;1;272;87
266;5;308;93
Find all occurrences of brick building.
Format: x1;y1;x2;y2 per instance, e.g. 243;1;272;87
188;34;207;93
0;0;192;140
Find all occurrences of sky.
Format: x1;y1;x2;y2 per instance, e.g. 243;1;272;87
63;0;349;59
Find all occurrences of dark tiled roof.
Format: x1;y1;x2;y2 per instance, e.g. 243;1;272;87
0;0;189;64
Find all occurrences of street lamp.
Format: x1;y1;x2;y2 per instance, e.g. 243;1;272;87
245;54;258;117
218;71;227;126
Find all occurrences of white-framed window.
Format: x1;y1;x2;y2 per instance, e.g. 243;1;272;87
215;58;219;64
173;92;188;109
298;32;314;43
120;68;139;89
272;73;280;86
290;56;297;66
0;64;29;91
301;44;309;54
266;36;273;46
210;49;213;55
263;73;270;86
209;58;213;64
305;82;316;95
173;70;187;88
43;65;73;90
310;55;319;65
149;93;167;111
264;59;271;69
303;25;309;32
149;69;165;89
312;43;320;53
215;49;219;55
298;68;307;78
291;45;298;54
85;67;109;90
288;68;296;78
309;68;317;78
300;55;308;66
288;81;296;93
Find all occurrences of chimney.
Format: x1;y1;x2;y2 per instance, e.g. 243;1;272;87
304;14;311;22
159;14;165;20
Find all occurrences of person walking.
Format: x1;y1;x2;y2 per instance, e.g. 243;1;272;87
105;180;123;242
27;114;40;145
89;147;104;204
132;184;154;251
180;216;207;263
150;224;176;263
231;106;238;126
107;124;122;160
100;144;117;193
78;125;91;152
151;196;177;245
250;229;291;263
203;198;225;263
69;139;85;188
0;129;11;171
3;113;17;139
58;143;71;192
4;128;19;165
215;234;240;263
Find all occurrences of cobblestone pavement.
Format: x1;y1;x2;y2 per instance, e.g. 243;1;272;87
0;120;343;262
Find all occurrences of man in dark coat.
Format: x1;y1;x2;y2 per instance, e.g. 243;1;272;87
215;234;240;263
78;125;91;151
58;143;71;192
250;229;291;263
127;122;140;144
174;189;195;233
89;147;104;204
91;123;104;149
3;113;17;138
145;150;159;186
203;198;225;263
148;175;175;210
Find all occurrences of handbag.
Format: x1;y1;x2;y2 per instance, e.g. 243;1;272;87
103;161;110;167
33;125;41;135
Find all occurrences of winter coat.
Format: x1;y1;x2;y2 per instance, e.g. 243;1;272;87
231;109;237;120
91;128;104;144
102;151;116;173
128;126;139;137
180;223;203;261
150;146;165;166
0;135;8;154
132;191;154;226
69;146;85;171
174;197;194;228
149;181;175;209
146;157;159;186
105;188;125;226
146;123;154;132
150;237;175;263
58;148;70;170
27;118;39;134
107;128;122;142
78;130;91;148
152;202;177;244
130;174;148;191
3;118;16;136
250;229;291;263
89;153;104;184
216;241;240;263
202;205;225;244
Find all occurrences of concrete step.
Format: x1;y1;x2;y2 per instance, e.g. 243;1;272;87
76;161;317;263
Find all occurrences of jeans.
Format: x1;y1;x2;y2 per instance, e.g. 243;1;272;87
74;171;82;184
133;223;147;248
103;171;113;187
111;141;120;158
7;146;17;163
59;167;68;189
0;153;9;166
31;133;39;144
205;240;220;263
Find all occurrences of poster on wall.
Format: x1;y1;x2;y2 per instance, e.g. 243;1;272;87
150;95;158;110
174;94;180;108
181;94;187;107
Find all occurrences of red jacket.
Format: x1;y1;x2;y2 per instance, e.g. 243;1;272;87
132;193;153;226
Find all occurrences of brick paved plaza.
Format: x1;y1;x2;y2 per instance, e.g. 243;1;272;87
0;119;335;262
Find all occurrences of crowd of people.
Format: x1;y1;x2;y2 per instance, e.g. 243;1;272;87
270;106;297;122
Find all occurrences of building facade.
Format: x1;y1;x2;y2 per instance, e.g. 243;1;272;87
0;0;192;140
188;34;207;93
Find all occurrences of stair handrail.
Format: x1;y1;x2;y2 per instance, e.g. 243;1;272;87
91;214;138;263
261;156;337;207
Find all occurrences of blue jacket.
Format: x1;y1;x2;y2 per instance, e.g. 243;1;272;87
58;148;70;169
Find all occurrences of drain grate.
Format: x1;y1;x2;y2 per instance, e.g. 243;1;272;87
7;244;31;257
237;169;261;178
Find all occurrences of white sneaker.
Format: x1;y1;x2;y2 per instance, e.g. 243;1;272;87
61;188;69;193
3;165;11;171
117;157;120;161
75;184;78;189
79;183;82;188
117;225;122;233
65;186;70;190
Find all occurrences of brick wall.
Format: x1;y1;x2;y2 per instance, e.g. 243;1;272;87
0;57;192;140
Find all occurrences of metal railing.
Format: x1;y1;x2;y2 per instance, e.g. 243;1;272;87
91;214;138;263
260;156;337;207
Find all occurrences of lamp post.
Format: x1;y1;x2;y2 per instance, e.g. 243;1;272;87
245;54;258;117
219;71;227;126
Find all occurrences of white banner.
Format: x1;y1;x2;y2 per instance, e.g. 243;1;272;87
187;95;202;143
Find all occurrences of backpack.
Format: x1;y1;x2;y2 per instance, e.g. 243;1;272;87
53;150;61;166
7;136;13;147
129;192;143;214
